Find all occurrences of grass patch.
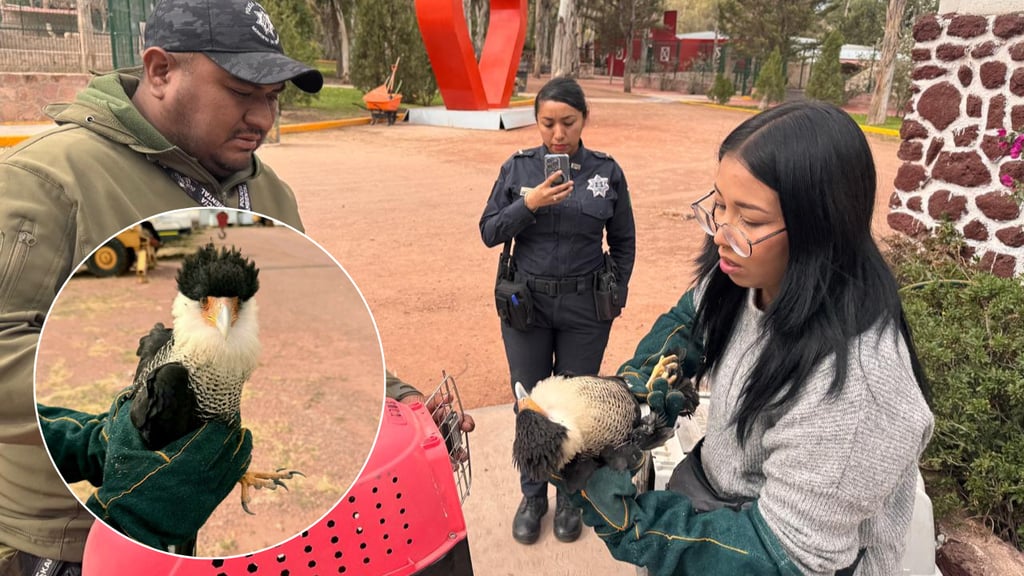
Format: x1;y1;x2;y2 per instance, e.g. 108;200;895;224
300;85;367;117
314;59;339;78
847;112;903;131
280;82;533;122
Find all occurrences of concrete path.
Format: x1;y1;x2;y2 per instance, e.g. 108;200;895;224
459;403;637;576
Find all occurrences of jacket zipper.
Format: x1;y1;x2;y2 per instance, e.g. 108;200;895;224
0;219;39;313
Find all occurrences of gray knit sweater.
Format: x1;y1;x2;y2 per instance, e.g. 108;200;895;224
701;290;934;576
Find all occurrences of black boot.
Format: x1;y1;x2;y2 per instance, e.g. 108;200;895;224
512;494;548;544
553;490;582;542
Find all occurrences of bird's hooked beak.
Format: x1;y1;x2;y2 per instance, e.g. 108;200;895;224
514;381;546;416
203;296;239;338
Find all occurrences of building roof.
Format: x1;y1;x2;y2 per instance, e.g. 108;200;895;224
675;31;729;41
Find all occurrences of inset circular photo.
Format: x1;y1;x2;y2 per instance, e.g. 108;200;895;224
34;208;385;558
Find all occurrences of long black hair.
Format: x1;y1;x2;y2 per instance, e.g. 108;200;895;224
693;100;929;445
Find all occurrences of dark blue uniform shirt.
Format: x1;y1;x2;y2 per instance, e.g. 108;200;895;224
480;143;636;304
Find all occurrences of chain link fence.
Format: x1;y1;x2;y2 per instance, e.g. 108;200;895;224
0;0;150;73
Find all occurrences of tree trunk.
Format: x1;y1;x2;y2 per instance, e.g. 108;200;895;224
75;0;93;72
334;0;350;82
472;0;488;58
550;0;578;77
622;29;634;93
532;0;549;77
867;0;907;125
621;3;635;93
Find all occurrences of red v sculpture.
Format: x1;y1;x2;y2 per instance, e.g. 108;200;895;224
414;0;528;111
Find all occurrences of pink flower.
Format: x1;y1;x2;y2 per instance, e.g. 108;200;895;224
998;128;1007;138
1012;143;1023;159
1001;174;1015;187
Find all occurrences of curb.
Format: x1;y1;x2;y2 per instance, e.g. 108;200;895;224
2;98;539;147
2;97;899;146
679;100;901;138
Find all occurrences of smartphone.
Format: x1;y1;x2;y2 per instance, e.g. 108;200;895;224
544;153;571;186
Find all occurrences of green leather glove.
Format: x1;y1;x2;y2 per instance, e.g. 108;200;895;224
643;356;699;426
41;393;252;552
568;466;802;576
618;289;703;425
38;403;111;487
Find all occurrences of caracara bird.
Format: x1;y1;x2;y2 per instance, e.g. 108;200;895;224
129;243;300;515
512;372;689;493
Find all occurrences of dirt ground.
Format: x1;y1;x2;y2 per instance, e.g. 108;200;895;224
35;223;384;557
258;76;904;411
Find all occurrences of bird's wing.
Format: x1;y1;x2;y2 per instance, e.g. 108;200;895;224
129;362;202;450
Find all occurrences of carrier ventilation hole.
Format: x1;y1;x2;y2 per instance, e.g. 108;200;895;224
247;564;258;573
212;560;225;568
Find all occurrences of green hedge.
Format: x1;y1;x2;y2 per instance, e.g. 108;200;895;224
887;228;1024;550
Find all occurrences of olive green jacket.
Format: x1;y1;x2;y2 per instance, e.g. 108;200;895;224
0;72;303;560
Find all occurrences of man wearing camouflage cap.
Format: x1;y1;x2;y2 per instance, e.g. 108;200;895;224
0;0;322;572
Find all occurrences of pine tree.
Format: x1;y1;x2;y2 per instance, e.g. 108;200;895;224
707;73;735;104
805;30;846;106
753;47;786;108
351;0;436;105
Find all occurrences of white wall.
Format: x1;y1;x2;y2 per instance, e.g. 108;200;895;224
939;0;1024;15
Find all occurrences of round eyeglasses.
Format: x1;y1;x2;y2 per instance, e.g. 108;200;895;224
690;190;787;258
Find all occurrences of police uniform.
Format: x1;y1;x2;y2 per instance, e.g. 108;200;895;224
480;142;636;499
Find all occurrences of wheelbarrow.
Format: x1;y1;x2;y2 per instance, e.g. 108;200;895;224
362;57;404;126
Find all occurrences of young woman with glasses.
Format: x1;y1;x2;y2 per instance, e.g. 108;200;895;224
563;100;934;576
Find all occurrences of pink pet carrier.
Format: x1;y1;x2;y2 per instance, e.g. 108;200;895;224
82;374;474;576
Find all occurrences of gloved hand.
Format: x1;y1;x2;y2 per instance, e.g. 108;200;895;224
86;392;252;552
573;466;636;531
559;465;801;576
629;354;698;426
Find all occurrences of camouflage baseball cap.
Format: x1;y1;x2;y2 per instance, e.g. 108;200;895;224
143;0;323;93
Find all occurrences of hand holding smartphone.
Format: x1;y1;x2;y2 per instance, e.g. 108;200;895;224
544;153;571;186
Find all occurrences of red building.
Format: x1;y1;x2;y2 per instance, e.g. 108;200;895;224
603;11;728;77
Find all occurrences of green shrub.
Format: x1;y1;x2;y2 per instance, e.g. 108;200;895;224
753;48;786;107
707;73;735;105
887;228;1024;550
806;30;846;106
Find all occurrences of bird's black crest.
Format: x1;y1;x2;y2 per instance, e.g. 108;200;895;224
512;410;569;482
176;243;259;301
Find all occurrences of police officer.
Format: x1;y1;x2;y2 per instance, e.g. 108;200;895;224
479;76;636;546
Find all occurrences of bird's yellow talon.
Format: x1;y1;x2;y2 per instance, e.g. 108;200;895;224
238;469;303;514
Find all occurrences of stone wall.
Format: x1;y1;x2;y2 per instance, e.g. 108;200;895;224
0;73;90;122
890;12;1024;277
